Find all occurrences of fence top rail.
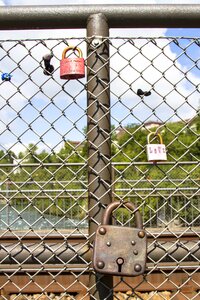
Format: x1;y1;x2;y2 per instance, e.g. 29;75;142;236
0;4;200;30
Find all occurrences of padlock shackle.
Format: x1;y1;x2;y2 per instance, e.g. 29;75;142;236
147;132;163;144
62;46;83;59
102;201;143;229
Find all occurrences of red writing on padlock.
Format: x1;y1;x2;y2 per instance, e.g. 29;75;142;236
151;146;166;154
146;132;167;162
60;46;85;80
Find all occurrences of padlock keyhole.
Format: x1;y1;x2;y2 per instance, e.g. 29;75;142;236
116;257;124;273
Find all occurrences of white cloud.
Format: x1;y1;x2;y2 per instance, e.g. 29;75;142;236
5;139;64;155
0;34;199;154
5;142;27;155
110;37;199;125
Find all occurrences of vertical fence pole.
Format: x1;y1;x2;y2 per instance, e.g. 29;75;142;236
87;13;113;300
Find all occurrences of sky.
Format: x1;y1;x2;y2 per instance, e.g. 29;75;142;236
0;0;200;155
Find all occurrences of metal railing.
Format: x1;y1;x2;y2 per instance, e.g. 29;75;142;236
0;4;199;300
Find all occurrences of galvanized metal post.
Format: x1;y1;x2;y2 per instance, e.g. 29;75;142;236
87;13;113;300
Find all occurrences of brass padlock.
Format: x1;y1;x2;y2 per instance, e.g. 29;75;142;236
93;201;147;276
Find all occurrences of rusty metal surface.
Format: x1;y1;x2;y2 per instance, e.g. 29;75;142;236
102;201;143;229
93;201;147;276
0;236;199;266
0;271;199;295
93;225;147;276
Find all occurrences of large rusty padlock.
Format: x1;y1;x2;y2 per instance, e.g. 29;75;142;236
146;132;167;162
93;201;147;276
60;46;85;80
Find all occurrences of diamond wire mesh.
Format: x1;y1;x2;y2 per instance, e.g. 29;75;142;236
0;36;199;299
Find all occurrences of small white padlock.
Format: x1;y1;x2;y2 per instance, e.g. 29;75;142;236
146;132;167;162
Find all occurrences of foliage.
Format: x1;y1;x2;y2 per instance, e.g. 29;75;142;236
0;116;199;227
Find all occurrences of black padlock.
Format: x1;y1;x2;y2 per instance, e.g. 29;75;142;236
43;53;54;76
93;201;147;276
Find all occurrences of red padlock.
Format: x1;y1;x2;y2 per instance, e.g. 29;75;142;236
60;46;85;80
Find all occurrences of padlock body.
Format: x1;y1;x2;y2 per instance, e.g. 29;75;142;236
93;225;147;276
146;143;167;162
60;57;85;80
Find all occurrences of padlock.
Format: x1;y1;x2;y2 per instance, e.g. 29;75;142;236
146;132;167;162
60;46;85;80
43;53;54;76
93;201;147;276
1;72;12;81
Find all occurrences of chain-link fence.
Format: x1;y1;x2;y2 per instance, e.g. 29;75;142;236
0;33;199;299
